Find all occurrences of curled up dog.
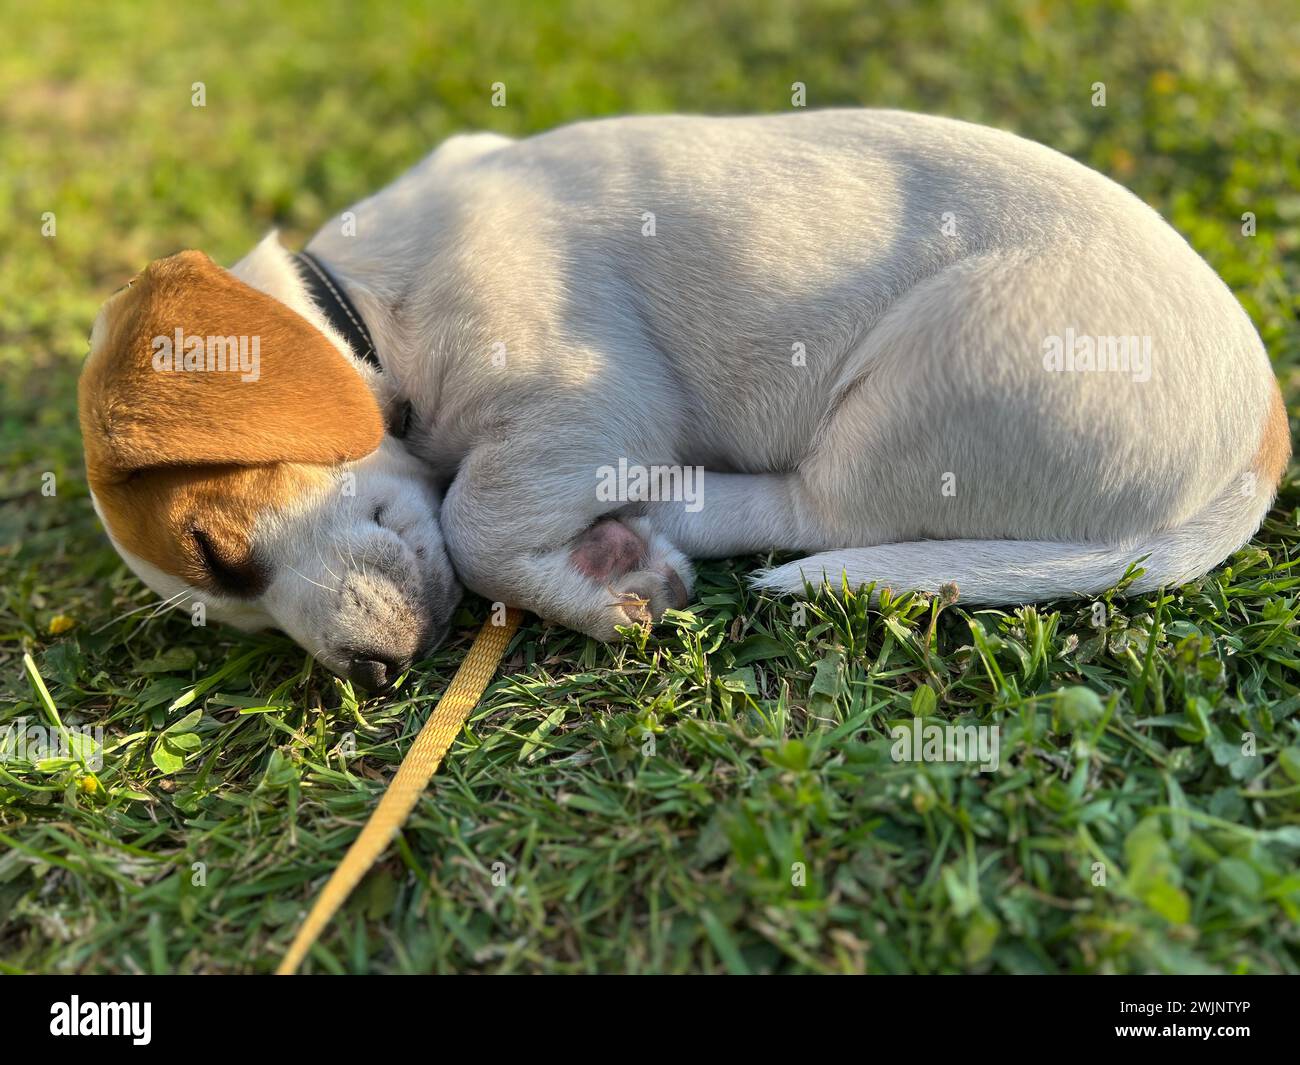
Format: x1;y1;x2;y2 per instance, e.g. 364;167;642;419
79;111;1289;689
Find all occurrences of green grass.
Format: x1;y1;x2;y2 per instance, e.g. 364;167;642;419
3;0;1299;973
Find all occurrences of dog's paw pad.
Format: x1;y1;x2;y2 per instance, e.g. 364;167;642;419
571;520;647;581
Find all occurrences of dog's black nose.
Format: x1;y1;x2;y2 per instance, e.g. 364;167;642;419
344;652;410;692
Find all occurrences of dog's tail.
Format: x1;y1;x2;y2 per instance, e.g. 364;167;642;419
749;473;1277;605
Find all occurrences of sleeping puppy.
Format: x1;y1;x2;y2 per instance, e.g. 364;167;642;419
79;259;459;691
79;111;1289;687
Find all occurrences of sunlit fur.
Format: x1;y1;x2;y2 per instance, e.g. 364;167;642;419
304;111;1285;629
84;110;1287;653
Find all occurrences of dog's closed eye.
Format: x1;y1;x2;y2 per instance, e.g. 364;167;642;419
191;526;267;598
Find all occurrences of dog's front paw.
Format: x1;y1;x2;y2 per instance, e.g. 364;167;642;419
565;515;693;640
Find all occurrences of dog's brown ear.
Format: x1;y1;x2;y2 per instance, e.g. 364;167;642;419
79;250;383;486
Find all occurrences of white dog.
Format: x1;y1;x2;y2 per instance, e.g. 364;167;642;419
79;111;1288;688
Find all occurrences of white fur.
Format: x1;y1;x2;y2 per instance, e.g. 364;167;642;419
304;111;1275;630
105;110;1281;654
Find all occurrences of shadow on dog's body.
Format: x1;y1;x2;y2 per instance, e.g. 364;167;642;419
82;111;1289;673
307;110;1286;628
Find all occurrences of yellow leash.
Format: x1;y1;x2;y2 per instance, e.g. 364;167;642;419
277;607;523;975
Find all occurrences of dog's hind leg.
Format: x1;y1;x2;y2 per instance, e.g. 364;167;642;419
642;471;841;558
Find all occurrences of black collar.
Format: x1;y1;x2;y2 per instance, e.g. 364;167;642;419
293;250;381;371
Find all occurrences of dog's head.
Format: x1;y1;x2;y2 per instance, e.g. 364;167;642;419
79;246;461;690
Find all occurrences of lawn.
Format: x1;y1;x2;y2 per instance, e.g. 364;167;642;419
2;0;1298;974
